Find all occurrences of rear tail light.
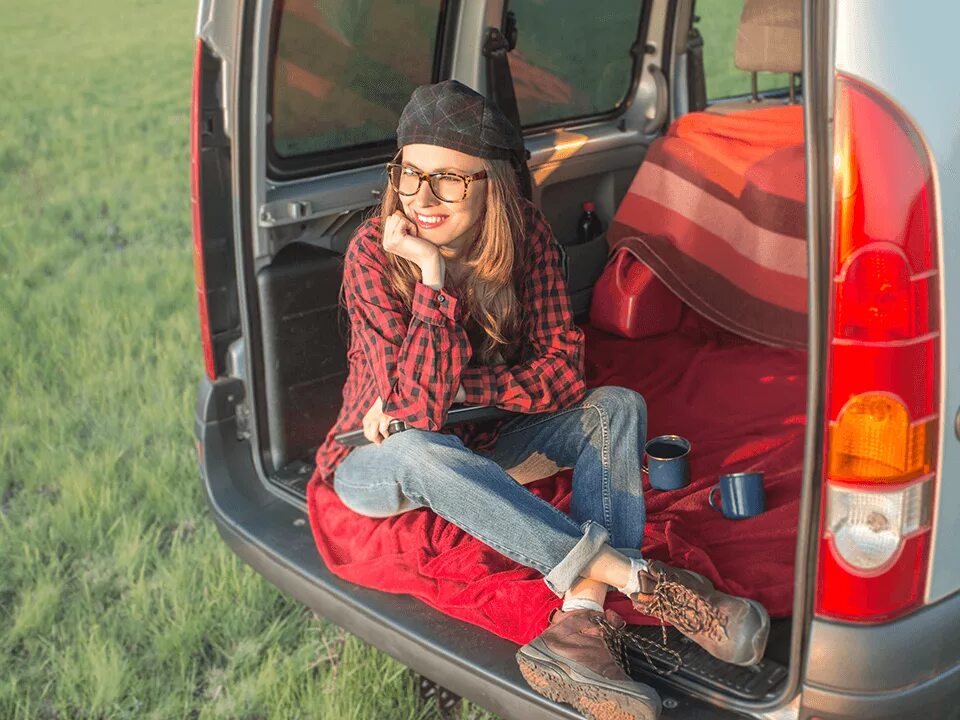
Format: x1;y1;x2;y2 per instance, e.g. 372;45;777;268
191;38;216;380
816;75;940;622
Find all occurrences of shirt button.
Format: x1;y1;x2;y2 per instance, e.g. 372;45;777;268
437;294;446;304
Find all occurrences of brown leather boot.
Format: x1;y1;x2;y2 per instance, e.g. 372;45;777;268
516;608;661;720
626;559;770;666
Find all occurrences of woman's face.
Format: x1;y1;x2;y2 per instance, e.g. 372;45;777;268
397;143;486;257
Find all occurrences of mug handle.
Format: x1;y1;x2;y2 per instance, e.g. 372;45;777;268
708;485;722;512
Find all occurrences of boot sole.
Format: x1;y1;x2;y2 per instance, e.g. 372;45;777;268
516;640;660;720
740;598;771;667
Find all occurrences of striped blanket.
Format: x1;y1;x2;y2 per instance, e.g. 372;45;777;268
608;105;807;348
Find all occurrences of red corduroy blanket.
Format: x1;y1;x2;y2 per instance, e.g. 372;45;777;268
306;310;806;645
608;105;807;348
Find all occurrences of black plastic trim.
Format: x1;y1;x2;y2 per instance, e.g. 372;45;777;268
626;626;788;701
235;0;277;481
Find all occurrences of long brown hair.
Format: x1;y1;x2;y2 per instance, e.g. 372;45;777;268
376;154;526;365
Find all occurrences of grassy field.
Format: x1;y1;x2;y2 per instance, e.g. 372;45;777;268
1;2;749;718
0;2;490;718
697;0;791;99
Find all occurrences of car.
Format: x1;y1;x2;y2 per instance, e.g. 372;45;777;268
190;0;960;717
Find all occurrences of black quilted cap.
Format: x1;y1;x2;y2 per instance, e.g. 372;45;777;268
396;80;524;162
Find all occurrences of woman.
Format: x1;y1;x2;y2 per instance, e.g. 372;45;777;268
312;81;768;720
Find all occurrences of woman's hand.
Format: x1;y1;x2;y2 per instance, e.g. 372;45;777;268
363;396;397;446
383;210;439;267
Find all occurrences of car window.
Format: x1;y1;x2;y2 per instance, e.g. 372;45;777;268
270;0;444;159
696;0;790;100
507;0;645;128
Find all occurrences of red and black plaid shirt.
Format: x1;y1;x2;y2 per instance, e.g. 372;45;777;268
313;198;586;483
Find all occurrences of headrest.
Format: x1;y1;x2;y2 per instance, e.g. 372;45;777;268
735;0;802;74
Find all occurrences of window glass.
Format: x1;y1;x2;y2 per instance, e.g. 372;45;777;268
696;0;790;100
270;0;443;158
507;0;644;128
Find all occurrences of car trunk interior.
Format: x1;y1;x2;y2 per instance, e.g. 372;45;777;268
232;0;811;712
249;118;804;699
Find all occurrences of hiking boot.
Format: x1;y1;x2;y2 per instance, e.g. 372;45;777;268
516;608;661;720
626;559;769;666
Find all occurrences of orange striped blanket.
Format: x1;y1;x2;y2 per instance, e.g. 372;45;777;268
608;105;807;348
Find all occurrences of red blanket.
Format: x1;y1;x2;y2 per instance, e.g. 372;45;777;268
609;106;807;348
307;311;806;645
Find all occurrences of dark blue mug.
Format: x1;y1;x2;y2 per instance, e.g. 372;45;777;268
709;472;766;519
642;435;691;490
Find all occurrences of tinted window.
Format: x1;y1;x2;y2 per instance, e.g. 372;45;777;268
507;0;644;128
270;0;443;158
696;0;790;100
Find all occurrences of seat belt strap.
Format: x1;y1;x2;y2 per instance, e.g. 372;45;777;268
483;23;533;201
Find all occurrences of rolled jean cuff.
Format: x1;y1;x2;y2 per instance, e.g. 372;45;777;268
543;521;609;596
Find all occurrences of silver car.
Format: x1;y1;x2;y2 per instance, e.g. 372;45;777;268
191;0;960;717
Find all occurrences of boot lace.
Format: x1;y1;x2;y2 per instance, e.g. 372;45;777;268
648;568;727;645
591;615;683;677
590;615;631;675
588;569;730;679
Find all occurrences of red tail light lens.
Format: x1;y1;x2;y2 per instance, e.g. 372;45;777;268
191;38;216;380
816;75;940;622
835;246;934;342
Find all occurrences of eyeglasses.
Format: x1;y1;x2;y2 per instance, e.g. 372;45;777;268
385;155;487;203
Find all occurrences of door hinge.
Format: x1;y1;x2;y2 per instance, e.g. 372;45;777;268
236;401;252;441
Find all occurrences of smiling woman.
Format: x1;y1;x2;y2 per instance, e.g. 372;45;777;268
385;144;489;256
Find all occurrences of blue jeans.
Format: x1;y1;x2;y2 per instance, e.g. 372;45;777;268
333;385;647;596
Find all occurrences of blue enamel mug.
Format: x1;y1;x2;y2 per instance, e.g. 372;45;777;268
709;472;766;519
642;435;691;490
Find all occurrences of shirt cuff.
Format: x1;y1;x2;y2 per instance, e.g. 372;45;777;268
411;281;461;326
461;366;498;406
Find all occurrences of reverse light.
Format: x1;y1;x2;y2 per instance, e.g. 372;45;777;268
825;479;931;571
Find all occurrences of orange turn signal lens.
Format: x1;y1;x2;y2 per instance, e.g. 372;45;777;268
828;393;935;482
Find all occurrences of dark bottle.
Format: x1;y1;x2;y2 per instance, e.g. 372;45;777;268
576;201;604;245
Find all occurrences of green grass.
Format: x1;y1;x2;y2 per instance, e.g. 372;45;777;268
0;1;751;717
0;1;493;718
696;0;792;100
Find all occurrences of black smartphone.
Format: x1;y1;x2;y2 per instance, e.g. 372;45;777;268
334;419;408;447
333;405;517;448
